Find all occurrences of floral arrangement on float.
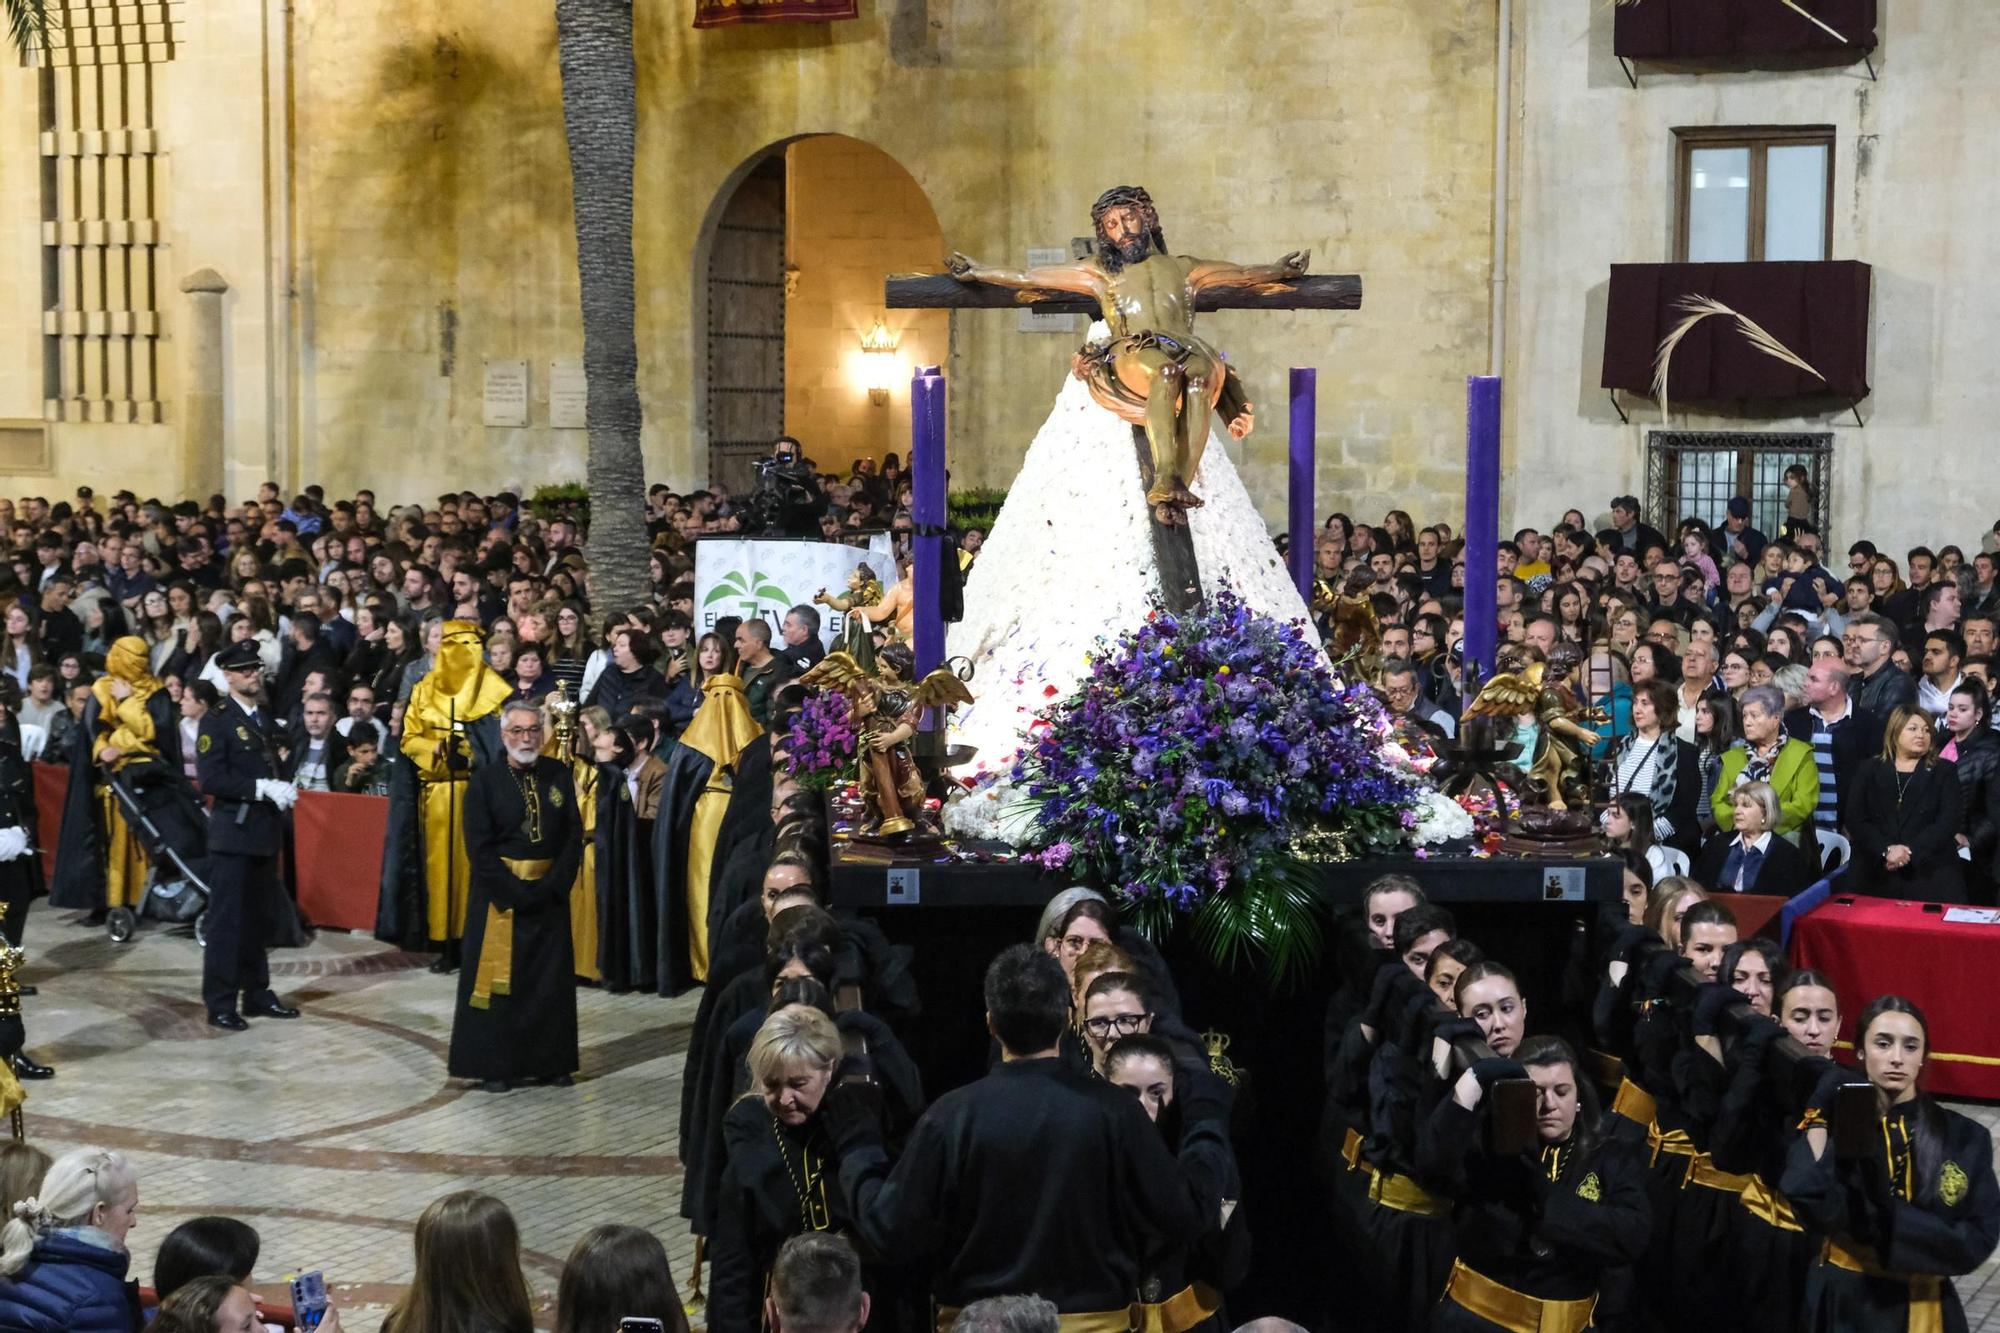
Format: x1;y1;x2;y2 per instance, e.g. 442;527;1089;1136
1008;587;1429;982
782;689;860;793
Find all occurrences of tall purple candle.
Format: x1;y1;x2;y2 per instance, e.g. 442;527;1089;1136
911;364;947;693
1288;368;1317;600
1462;375;1503;691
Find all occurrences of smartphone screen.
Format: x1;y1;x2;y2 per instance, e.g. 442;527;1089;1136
618;1320;668;1333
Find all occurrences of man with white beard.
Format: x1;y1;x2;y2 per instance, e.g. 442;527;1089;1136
446;699;585;1092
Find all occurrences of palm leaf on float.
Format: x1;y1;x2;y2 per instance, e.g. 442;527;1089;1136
1650;295;1827;425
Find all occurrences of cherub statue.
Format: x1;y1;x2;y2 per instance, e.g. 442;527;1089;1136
1313;565;1381;672
947;185;1308;527
800;643;974;839
813;562;885;674
1462;645;1607;810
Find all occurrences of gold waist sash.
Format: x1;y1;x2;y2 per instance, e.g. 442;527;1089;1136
1683;1152;1755;1195
1610;1076;1656;1125
1135;1284;1222;1333
1821;1237;1942;1333
1368;1168;1450;1218
1341;1126;1365;1172
1737;1175;1803;1232
469;856;554;1010
1646;1121;1697;1168
1443;1259;1595;1333
1585;1048;1624;1088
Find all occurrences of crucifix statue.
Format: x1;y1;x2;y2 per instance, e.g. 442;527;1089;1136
887;187;1360;613
945;186;1310;527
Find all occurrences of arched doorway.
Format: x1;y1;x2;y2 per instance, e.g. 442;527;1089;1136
693;135;946;493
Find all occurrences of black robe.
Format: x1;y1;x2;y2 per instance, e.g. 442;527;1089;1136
0;723;41;948
593;760;649;992
1418;1103;1652;1328
1781;1099;2000;1333
374;750;426;948
646;740;713;996
835;1056;1228;1314
689;1005;926;1237
709;1099;853;1333
446;756;584;1082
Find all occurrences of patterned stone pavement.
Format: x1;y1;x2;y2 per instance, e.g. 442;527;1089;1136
14;910;2000;1330
15;915;701;1329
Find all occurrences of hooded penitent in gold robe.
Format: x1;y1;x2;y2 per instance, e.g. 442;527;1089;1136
90;638;167;908
400;622;513;944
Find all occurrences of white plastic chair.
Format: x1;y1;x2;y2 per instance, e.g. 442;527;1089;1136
1817;830;1850;873
1660;848;1691;879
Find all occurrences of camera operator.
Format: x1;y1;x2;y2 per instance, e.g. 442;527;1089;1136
747;436;823;538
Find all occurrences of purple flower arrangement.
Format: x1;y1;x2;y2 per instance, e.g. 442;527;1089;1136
785;688;860;793
1013;587;1425;980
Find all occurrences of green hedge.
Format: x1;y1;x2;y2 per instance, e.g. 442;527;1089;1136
947;487;1009;531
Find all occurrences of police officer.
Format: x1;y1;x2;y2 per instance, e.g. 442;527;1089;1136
195;641;304;1031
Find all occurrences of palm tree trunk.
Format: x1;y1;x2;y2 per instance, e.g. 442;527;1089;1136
555;0;650;614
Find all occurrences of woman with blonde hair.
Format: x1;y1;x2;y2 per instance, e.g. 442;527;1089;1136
709;1006;848;1333
379;1191;532;1333
0;1147;142;1333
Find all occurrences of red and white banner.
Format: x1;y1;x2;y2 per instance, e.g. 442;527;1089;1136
694;0;857;27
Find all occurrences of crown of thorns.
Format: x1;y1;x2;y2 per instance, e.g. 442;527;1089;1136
1091;186;1159;235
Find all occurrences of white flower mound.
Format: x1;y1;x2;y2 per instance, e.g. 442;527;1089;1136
942;370;1313;841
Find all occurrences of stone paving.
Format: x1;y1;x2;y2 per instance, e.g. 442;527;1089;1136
16;917;701;1329
13;911;2000;1330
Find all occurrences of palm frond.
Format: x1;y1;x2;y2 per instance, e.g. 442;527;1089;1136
1188;856;1325;990
5;0;54;61
1778;0;1847;43
1650;294;1827;425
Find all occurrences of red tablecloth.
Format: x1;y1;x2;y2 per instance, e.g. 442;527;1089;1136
1790;895;2000;1099
291;790;387;932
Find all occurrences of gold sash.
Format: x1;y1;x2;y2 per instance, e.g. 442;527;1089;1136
1646;1121;1697;1168
1341;1126;1366;1172
1821;1237;1943;1333
469;857;553;1009
1585;1048;1624;1088
1683;1152;1755;1195
1609;1076;1656;1125
1738;1175;1804;1233
1368;1168;1451;1218
1443;1260;1596;1333
1135;1284;1222;1333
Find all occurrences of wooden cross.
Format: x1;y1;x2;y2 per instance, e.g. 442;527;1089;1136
885;271;1363;612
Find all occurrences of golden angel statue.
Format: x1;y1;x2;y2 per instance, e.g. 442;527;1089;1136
1462;644;1606;810
800;643;974;839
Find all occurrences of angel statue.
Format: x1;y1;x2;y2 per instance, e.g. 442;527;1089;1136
800;642;975;839
1313;566;1381;674
1461;643;1607;810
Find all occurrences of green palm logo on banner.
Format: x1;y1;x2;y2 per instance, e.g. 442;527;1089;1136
703;570;793;621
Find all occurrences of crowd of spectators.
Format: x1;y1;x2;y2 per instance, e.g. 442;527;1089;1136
0;462;1995;1333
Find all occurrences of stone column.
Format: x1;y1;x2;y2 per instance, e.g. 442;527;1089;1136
178;268;229;499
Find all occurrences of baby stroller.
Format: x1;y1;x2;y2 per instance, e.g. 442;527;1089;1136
101;761;213;946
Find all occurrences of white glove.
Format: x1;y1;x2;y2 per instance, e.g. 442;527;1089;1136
254;779;301;810
0;827;26;862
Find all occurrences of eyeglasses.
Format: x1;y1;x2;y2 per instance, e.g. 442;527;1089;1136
1083;1012;1153;1039
1058;934;1100;955
502;725;543;738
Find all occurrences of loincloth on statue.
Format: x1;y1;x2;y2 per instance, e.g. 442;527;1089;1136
1077;331;1248;427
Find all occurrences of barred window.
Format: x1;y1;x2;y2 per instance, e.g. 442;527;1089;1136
1644;431;1831;541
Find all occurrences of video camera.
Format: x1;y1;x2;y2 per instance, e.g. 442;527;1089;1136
745;441;821;536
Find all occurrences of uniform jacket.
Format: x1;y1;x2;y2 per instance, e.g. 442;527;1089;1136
196;697;286;857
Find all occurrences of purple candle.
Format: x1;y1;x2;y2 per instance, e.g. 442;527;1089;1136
1288;368;1317;600
911;364;947;695
1462;375;1502;691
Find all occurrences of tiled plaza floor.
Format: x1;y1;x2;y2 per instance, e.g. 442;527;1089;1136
16;915;701;1330
15;911;2000;1330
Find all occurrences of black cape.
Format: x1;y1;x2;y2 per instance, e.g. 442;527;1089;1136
446;756;584;1082
647;740;716;997
593;758;650;991
374;751;427;948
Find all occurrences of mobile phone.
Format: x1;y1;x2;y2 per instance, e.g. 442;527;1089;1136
290;1271;329;1329
619;1320;668;1333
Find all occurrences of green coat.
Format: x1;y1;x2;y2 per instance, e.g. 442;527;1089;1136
1712;739;1820;840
